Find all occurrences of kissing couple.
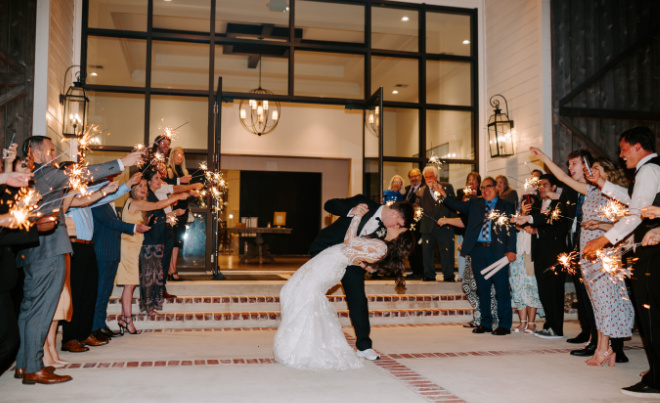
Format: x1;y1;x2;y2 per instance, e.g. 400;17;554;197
273;195;415;370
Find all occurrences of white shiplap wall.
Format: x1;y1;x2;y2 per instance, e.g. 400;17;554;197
483;0;553;188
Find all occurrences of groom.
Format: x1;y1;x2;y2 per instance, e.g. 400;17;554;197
309;195;414;360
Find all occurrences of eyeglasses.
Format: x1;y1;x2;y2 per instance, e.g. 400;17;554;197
393;181;403;184
480;184;494;190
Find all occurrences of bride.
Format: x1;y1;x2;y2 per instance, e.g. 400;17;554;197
274;210;414;370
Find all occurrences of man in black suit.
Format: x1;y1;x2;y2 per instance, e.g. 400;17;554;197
438;177;516;335
514;174;571;339
404;169;424;279
309;196;414;360
414;166;457;282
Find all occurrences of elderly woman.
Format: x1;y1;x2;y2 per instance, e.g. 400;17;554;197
383;175;405;204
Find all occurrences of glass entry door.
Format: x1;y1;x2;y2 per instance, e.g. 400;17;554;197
209;78;225;279
362;87;383;202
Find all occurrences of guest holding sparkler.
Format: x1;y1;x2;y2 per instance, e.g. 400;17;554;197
383;175;405;204
404;169;424;280
116;174;193;331
437;177;517;335
456;172;481;282
583;127;660;398
166;147;193;281
13;136;142;384
513;174;571;340
414;166;457;282
530;147;634;365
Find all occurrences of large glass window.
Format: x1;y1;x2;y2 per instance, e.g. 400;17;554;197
152;41;209;91
426;110;474;160
149;95;209;150
214;49;288;95
87;92;145;147
153;0;211;32
294;51;364;99
216;0;290;40
295;1;364;44
88;0;148;31
426;12;472;56
86;37;146;87
382;108;418;158
372;7;418;52
426;60;471;106
372;56;418;103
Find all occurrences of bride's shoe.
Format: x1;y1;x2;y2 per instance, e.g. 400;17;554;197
587;348;615;367
512;320;528;333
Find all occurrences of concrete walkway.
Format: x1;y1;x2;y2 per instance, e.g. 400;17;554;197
1;321;651;402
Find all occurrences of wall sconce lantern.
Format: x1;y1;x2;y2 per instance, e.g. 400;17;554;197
366;105;380;137
238;56;280;136
487;94;515;158
60;67;89;138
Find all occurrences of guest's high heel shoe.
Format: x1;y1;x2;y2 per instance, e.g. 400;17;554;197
587;348;615;367
117;315;141;335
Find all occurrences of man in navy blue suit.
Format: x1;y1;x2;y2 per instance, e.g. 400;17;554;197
437;176;517;335
91;175;151;340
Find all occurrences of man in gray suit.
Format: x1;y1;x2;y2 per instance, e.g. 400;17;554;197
14;136;142;385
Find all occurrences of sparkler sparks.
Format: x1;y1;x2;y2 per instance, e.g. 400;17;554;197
166;213;179;226
523;176;540;191
8;188;42;230
462;187;473;197
555;251;579;275
428;155;442;166
598;200;630;222
65;163;93;196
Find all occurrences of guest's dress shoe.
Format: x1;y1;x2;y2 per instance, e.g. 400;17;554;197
356;349;380;361
15;366;55;379
22;368;72;385
534;328;563;339
91;330;111;343
81;334;109;347
570;343;597;357
99;326;122;338
492;327;511;336
566;333;590;344
472;326;492;334
621;382;660;398
405;274;421;280
61;339;90;353
615;350;629;363
443;277;455;282
163;290;177;299
422;277;436;282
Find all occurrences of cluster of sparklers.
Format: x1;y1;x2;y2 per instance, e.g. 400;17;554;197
194;162;228;214
6;188;42;230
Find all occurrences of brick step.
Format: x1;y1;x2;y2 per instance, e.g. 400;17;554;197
107;307;475;330
106;294;472;313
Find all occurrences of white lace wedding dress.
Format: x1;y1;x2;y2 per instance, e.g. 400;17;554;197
273;216;387;370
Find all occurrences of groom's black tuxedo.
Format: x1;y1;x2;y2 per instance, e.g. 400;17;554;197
309;194;380;351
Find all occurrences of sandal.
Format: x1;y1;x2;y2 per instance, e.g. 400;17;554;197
118;315;141;335
167;272;182;281
513;320;528;333
524;322;536;334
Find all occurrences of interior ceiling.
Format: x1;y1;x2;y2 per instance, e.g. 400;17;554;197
86;0;471;102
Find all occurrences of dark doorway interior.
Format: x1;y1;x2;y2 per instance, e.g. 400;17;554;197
239;171;321;255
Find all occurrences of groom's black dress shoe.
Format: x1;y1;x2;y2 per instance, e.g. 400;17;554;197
472;326;492;334
615;350;629;363
566;333;590;344
406;274;422;280
422;277;436;282
570;343;597;356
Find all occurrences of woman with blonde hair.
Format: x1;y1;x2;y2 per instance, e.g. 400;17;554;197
382;175;405;204
530;147;634;367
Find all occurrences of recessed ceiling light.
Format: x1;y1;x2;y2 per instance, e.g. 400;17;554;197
164;0;172;2
90;72;98;77
463;39;470;45
401;16;409;22
392;90;399;94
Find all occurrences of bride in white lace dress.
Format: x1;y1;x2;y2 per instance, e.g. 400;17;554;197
274;213;413;370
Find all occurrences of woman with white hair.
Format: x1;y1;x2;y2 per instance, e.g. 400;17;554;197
382;175;405;204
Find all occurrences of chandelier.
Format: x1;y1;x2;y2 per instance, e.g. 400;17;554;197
238;57;280;136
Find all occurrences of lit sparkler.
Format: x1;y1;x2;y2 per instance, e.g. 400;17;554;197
8;188;42;230
65;163;93;196
523;176;540;191
597;200;629;222
462;187;473;197
166;213;179;226
555;251;579;276
428;155;442;166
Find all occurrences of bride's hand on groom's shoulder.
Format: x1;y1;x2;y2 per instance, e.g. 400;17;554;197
350;203;369;217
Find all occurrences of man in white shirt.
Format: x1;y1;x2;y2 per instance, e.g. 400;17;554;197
584;127;660;398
